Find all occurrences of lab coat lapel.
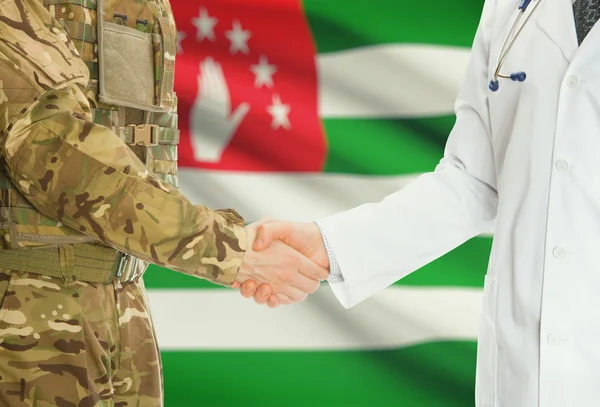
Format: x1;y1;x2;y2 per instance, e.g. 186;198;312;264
535;0;578;61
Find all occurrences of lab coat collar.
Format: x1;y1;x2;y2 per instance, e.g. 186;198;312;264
535;0;578;61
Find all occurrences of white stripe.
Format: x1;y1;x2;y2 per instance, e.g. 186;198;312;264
317;44;470;118
179;169;494;237
148;285;482;351
179;169;418;222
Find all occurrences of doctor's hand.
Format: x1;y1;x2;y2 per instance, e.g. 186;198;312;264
233;220;330;307
233;224;329;306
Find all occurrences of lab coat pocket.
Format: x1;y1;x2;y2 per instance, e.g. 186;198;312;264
475;272;498;407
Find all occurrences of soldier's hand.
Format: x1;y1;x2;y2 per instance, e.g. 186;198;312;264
234;224;329;307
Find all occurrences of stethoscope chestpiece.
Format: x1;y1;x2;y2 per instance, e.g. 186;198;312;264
489;80;500;92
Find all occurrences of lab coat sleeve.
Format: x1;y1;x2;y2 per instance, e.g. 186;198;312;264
317;0;499;309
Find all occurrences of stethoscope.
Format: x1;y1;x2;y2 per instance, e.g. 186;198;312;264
489;0;543;91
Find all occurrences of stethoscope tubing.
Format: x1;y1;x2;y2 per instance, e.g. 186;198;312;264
490;0;543;91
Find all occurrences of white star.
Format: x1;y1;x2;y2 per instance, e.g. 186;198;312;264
192;7;217;41
267;94;291;130
250;55;277;88
177;31;186;54
225;20;251;55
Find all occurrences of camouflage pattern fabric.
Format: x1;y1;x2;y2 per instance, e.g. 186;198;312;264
0;268;163;407
0;0;247;286
0;1;249;404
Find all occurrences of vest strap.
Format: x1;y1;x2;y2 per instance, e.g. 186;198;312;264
117;124;179;146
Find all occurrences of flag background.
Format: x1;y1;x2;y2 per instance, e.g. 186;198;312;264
145;0;489;405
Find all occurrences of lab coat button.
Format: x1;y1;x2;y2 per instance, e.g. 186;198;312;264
556;159;569;172
547;333;561;346
567;75;579;88
553;246;566;260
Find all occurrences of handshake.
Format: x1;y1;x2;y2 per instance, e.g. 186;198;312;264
232;220;329;308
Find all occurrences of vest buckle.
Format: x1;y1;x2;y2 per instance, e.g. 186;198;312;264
128;124;159;146
113;251;144;283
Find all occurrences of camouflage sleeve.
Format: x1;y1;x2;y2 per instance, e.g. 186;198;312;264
0;0;246;286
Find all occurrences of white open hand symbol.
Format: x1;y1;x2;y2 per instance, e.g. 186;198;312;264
190;57;250;162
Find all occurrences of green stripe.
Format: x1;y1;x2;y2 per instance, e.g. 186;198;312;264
143;236;491;289
322;116;455;175
303;0;484;53
162;341;476;407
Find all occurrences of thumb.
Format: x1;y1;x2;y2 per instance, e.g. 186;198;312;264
251;217;277;227
229;102;250;128
253;221;292;252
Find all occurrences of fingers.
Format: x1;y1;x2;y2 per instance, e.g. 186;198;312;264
253;283;273;305
275;293;296;306
253;221;292;251
240;281;274;305
213;59;227;96
240;280;258;298
280;283;310;304
238;281;280;308
267;295;280;308
287;270;321;296
239;280;302;306
200;57;216;95
296;251;330;282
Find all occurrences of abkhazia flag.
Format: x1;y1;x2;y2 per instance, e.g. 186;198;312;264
142;0;490;406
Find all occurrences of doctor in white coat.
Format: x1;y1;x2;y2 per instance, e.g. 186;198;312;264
235;0;600;405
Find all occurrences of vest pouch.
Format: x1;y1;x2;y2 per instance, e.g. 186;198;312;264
153;16;177;111
96;0;167;112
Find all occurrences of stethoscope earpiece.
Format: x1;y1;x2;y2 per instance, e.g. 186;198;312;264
489;80;500;92
510;71;527;82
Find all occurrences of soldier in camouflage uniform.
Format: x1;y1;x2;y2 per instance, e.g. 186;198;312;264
0;0;329;405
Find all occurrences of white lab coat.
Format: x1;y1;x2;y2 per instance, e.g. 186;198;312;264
317;0;600;405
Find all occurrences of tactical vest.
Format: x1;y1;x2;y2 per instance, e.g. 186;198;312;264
0;0;179;250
